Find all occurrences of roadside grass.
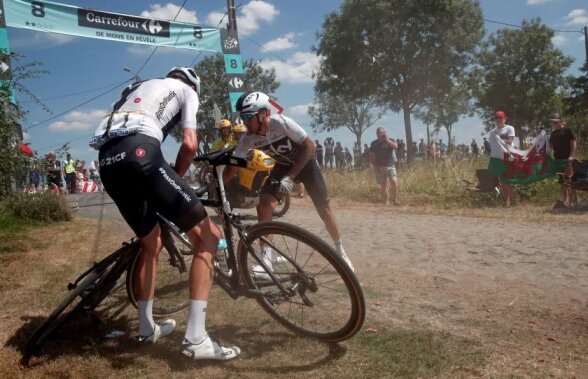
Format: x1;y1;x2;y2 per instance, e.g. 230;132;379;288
324;157;564;210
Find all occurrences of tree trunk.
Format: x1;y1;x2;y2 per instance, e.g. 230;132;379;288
401;98;414;163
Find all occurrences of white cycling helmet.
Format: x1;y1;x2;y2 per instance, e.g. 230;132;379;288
236;92;272;114
167;66;201;95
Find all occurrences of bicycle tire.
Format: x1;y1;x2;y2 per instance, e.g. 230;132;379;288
126;226;192;317
272;193;290;218
21;270;102;365
238;221;365;342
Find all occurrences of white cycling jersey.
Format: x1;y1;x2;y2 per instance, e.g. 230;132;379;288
90;78;198;149
233;114;307;166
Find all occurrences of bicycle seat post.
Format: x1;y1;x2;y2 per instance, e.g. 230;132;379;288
214;164;233;215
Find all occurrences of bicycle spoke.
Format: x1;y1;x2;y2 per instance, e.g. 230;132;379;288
240;221;365;341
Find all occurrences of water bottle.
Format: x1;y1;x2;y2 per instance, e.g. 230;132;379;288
215;238;230;273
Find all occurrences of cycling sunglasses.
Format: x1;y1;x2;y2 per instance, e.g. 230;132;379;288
240;112;257;121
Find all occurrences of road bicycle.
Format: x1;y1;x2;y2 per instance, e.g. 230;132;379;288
21;146;365;365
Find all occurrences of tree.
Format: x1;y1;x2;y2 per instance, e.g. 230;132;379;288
474;18;574;146
313;0;484;162
563;63;588;144
169;55;279;143
414;76;473;150
0;51;49;195
308;91;385;149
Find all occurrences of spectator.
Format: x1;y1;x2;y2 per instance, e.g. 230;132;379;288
369;127;399;206
45;151;65;194
439;139;447;159
334;141;344;171
344;147;353;171
90;159;103;191
418;138;426;159
483;137;491;156
471;138;479;158
232;123;247;141
353;142;362;169
548;113;577;206
315;139;324;169
488;110;516;206
363;143;370;167
434;141;441;160
210;119;237;152
324;137;335;169
64;153;77;194
30;157;41;192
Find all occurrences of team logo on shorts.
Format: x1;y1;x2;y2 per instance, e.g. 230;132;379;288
134;97;141;103
135;148;146;157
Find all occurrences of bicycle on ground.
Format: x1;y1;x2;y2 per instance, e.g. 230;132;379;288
21;146;365;365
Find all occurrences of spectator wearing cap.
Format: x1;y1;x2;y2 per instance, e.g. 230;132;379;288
489;110;516;206
210;119;237;152
548;113;577;206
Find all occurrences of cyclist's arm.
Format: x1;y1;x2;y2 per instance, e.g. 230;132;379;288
175;128;198;177
288;136;315;180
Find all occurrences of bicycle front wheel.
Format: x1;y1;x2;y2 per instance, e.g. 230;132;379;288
238;221;365;342
126;226;192;317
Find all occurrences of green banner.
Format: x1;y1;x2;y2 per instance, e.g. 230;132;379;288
4;0;222;52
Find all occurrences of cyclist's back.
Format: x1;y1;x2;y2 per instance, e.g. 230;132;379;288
90;78;198;148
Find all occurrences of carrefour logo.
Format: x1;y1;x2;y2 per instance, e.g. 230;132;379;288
78;9;170;38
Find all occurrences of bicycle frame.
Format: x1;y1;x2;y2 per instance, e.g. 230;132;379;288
189;149;306;299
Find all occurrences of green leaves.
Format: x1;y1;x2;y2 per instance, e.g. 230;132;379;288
313;0;484;160
475;18;574;139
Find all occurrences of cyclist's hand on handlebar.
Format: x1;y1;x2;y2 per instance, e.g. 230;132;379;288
279;176;294;194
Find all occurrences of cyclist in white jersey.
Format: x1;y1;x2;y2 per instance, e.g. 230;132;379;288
90;67;240;360
223;92;354;273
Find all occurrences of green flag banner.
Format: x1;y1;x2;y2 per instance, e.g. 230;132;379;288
4;0;222;52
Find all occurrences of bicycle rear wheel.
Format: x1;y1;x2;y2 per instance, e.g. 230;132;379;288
238;221;365;342
126;225;192;317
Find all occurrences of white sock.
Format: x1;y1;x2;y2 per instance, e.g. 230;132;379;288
262;246;273;269
138;300;155;337
185;300;208;344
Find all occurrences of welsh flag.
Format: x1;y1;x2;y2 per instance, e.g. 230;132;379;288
487;131;567;184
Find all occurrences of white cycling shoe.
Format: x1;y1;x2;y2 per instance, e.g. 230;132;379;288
138;319;176;343
182;335;241;360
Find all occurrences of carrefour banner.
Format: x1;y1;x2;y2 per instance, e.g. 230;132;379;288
4;0;222;52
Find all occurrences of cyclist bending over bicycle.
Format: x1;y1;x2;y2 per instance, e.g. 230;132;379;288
223;92;355;275
89;67;240;360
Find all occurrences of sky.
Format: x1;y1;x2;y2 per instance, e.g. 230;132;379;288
5;0;588;165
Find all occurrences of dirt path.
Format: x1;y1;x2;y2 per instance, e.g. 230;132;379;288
284;201;588;376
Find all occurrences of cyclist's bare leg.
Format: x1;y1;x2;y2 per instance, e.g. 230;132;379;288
315;204;341;245
259;192;344;252
183;216;221;344
184;216;220;299
135;224;163;300
257;193;276;222
135;224;163;336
